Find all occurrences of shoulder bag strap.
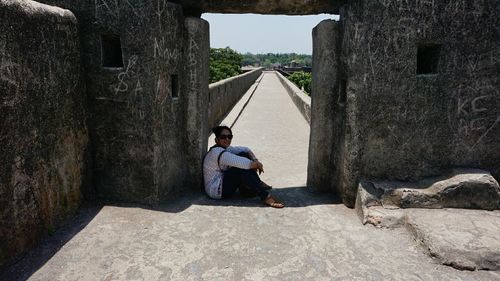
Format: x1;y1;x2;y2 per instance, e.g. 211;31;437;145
217;150;226;170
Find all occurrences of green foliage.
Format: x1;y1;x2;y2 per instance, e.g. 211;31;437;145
208;48;313;89
210;47;243;83
288;71;312;95
242;53;312;67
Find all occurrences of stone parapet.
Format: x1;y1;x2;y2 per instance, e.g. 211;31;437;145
275;71;311;124
0;0;87;267
208;68;263;131
307;19;341;193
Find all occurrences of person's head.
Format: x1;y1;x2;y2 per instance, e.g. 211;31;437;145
212;125;233;148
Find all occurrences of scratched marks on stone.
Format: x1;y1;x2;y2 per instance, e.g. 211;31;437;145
153;38;180;61
94;0;142;20
446;49;499;74
95;0;119;19
131;79;145;120
374;0;436;15
156;0;178;31
113;55;138;95
450;80;499;150
108;55;147;120
0;41;21;96
187;35;200;93
155;74;168;107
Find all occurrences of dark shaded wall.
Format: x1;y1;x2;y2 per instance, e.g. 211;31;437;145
338;0;500;206
89;1;191;203
182;0;342;15
0;0;87;266
46;1;192;204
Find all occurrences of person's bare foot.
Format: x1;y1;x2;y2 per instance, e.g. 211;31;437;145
264;195;284;208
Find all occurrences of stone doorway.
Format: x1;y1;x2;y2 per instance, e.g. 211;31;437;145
200;12;342;198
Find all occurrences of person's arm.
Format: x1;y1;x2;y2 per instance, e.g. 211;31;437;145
219;151;253;169
228;146;258;161
247;150;258;161
249;159;264;174
226;146;263;173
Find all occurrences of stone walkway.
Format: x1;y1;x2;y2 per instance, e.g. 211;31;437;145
2;72;499;280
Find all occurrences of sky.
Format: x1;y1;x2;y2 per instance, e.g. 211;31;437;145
201;14;339;55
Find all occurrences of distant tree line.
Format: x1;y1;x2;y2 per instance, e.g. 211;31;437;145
242;53;312;69
209;47;313;95
210;47;243;83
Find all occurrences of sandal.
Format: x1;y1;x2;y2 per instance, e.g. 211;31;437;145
261;181;273;190
264;195;284;208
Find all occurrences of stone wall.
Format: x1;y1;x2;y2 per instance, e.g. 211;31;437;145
208;68;263;131
33;1;212;203
184;17;210;193
337;0;500;206
0;0;87;266
75;1;192;203
308;20;342;193
182;0;342;15
276;71;311;124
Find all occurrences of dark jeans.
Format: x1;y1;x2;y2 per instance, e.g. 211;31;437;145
221;152;269;200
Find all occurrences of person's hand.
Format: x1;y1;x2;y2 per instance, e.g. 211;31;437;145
256;161;264;175
250;160;264;174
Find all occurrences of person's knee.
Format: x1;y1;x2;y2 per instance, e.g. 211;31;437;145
241;169;257;177
236;152;251;159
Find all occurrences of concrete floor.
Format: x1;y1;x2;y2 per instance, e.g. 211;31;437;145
2;72;499;280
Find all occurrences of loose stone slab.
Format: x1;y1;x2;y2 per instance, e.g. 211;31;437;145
406;209;500;271
373;169;500;210
355;181;406;228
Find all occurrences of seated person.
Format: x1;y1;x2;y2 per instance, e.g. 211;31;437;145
203;125;284;208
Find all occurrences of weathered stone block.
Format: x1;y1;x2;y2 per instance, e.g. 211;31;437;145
339;0;500;206
308;20;341;193
355;181;406;228
375;169;500;210
0;0;87;267
357;169;500;212
406;209;500;271
78;1;190;203
184;17;210;191
182;0;342;15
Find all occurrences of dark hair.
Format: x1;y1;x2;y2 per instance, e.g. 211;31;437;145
212;125;232;137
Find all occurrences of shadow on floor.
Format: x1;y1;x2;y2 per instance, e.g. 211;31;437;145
0;204;103;281
0;186;341;280
101;186;342;213
156;185;343;210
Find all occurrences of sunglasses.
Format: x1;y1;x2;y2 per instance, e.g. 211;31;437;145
218;134;233;140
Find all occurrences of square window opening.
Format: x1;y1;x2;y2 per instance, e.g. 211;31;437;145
171;74;179;98
101;34;124;68
417;44;441;75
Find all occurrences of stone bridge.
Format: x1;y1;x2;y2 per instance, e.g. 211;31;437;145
2;70;500;280
1;0;499;274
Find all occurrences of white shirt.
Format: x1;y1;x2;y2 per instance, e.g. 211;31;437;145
203;146;253;199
